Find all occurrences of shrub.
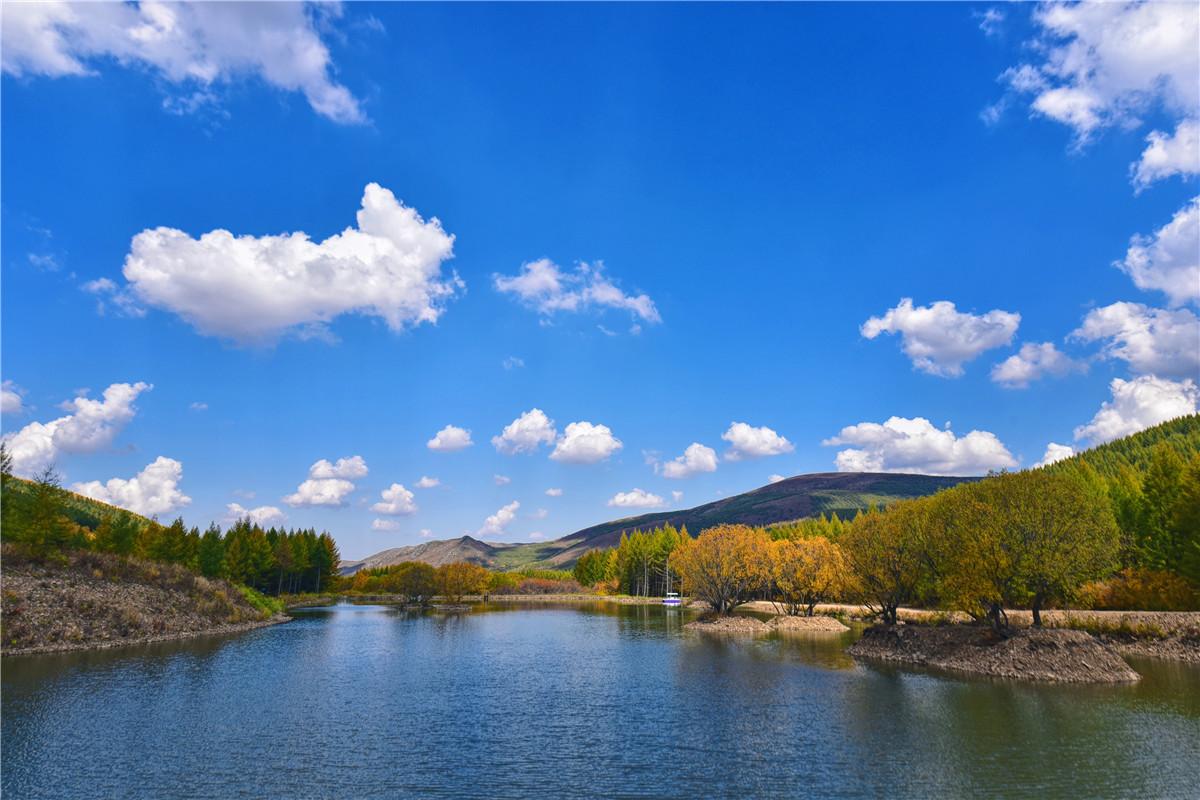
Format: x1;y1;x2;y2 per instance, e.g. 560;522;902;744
1078;568;1200;612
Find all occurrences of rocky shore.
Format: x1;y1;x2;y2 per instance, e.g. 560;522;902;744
769;614;850;633
847;624;1141;683
685;614;769;633
2;549;287;656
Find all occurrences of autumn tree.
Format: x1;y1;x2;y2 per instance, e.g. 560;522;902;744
436;561;491;602
841;503;929;625
671;524;770;614
770;536;853;616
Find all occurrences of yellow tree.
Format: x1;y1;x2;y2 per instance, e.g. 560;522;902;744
670;524;770;614
841;502;929;625
436;561;492;603
770;536;853;616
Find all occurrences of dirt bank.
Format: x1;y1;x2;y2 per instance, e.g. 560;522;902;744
769;615;850;633
2;549;287;656
685;615;769;634
847;624;1141;683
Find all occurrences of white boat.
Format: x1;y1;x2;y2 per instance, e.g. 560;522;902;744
662;592;682;606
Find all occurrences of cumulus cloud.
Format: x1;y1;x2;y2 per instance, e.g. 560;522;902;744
1133;121;1200;191
607;488;666;509
1071;302;1200;379
975;8;1004;37
427;425;472;452
671;490;684;503
823;416;1017;476
493;474;511;486
81;276;144;318
550;421;623;464
371;483;417;516
415;476;439;489
1;381;25;415
657;442;719;479
1033;443;1075;469
1116;198;1199;307
545;488;563;497
2;381;151;476
73;456;191;516
372;519;401;532
492;409;556;455
998;2;1199;188
768;474;786;484
722;422;794;461
1074;376;1198;446
991;342;1084;389
1;1;364;123
111;183;458;344
225;503;286;526
494;259;660;324
862;298;1020;377
283;455;366;508
478;500;519;537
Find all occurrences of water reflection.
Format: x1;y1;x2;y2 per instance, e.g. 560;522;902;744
3;603;1198;800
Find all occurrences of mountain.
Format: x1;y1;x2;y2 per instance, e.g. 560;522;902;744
344;471;974;574
338;535;506;575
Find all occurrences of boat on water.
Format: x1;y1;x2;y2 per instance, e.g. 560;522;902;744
662;592;682;607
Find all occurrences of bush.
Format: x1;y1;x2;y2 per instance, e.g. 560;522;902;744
1078;568;1200;612
236;585;285;618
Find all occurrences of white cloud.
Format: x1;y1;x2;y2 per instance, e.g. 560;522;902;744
658;442;719;479
371;483;417;516
225;503;286;526
1002;3;1198;139
768;474;786;484
494;259;660;324
991;342;1084;389
607;488;666;509
1;1;364;123
114;183;458;344
283;455;366;508
823;416;1018;476
82;277;144;318
492;409;557;455
528;531;546;541
671;490;684;503
550;421;623;464
975;8;1004;37
1071;302;1200;379
1132;120;1200;191
72;456;191;517
188;401;208;412
722;422;794;461
2;381;151;476
1074;376;1198;446
1033;443;1075;469
493;474;511;486
372;519;401;532
861;298;1020;377
415;476;439;489
419;528;433;538
999;2;1199;188
544;487;563;497
1116;198;1199;307
529;508;548;520
309;456;368;479
427;425;472;452
502;356;525;370
1;381;25;415
479;500;519;537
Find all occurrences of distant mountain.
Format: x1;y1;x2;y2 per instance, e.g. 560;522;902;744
338;535;506;575
343;471;973;574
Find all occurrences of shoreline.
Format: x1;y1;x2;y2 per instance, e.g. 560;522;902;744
2;614;291;658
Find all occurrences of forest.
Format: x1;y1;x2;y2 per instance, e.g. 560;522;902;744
573;415;1200;621
0;447;341;597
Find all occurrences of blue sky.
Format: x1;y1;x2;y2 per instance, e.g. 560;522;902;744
3;2;1197;559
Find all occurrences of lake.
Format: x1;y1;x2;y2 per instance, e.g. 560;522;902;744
3;602;1199;799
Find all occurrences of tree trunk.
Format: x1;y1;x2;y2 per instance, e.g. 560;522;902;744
1031;598;1042;628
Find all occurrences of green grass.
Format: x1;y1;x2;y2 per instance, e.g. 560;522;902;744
236;585;285;619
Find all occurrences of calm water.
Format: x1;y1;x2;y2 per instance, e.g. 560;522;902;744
3;603;1199;799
